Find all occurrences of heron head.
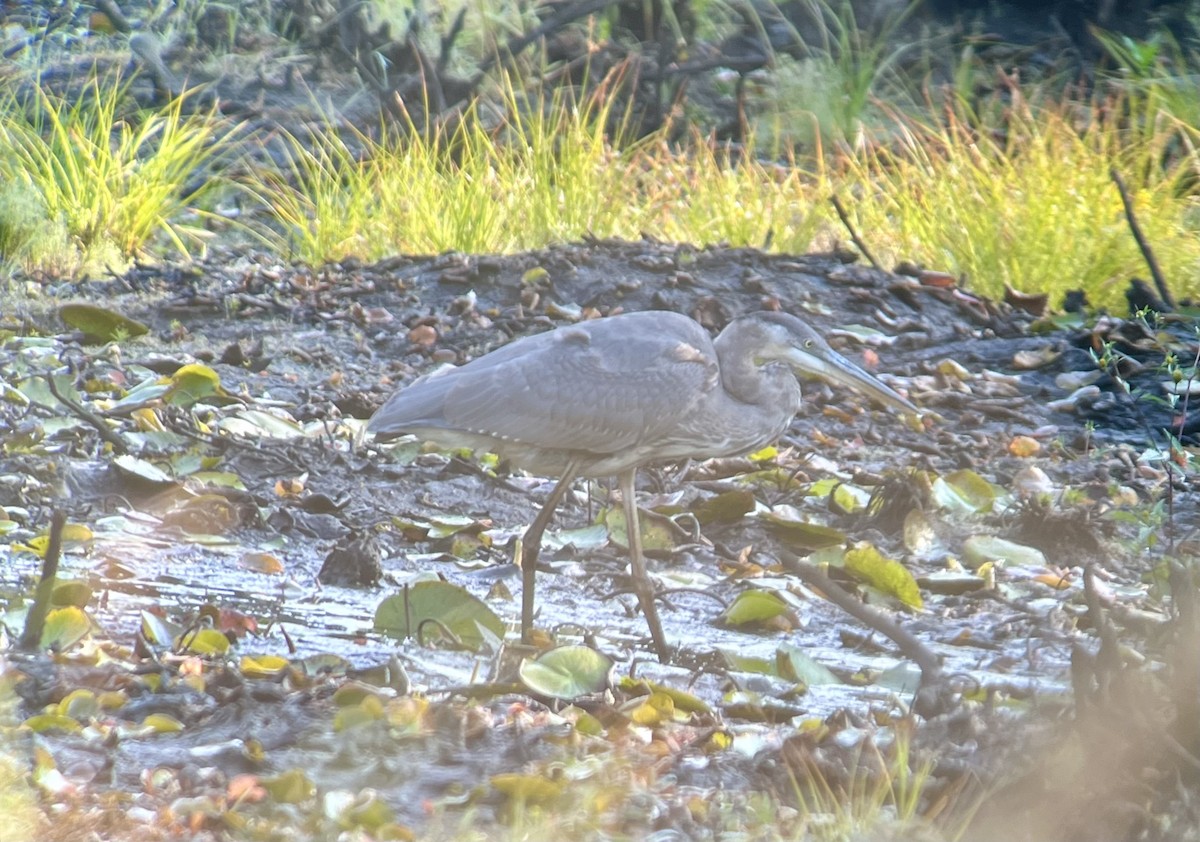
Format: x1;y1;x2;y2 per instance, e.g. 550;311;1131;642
750;312;918;416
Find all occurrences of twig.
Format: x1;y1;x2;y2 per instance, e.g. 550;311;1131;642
1111;167;1176;310
20;510;68;650
783;555;956;716
46;374;129;454
785;557;941;680
830;195;882;271
1082;563;1122;675
45;376;129;455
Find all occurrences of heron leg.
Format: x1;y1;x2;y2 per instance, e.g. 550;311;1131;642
520;461;579;644
619;469;671;662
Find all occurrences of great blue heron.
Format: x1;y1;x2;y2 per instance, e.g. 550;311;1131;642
369;309;918;662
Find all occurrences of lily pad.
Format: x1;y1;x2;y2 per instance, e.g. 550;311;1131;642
762;508;846;550
164;363;225;408
374;580;504;651
625;690;678;726
718;589;791;628
844;542;923;609
241;654;290;678
261;769;317;804
606;507;676;552
40;606;93;650
114;455;175;486
776;643;840;686
931;469;1005;514
518;645;613;700
140;610;181;647
491;773;564;803
618;678;712;714
962;536;1047;569
874;661;923;694
59;303;149;344
51;580;92;607
692;489;757;525
178;628;231;655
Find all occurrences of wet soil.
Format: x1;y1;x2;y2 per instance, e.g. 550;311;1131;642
5;239;1198;837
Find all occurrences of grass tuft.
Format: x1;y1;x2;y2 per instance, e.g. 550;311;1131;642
838;90;1200;309
0;77;239;277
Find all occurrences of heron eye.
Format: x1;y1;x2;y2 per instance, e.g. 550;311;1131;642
804;340;814;349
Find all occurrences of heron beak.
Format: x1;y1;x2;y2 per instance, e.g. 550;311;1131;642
786;345;919;416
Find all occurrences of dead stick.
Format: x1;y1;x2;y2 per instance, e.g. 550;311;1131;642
830;195;882;271
784;556;943;681
46;374;128;454
1111;167;1175;310
20;510;68;650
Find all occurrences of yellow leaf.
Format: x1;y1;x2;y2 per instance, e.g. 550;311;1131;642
239;552;284;574
1008;435;1041;457
844;542;923;609
142;714;185;733
164;364;225;408
132;407;166;432
748;445;778;462
240;654;289;678
178;628;231;655
1033;572;1073;589
627;691;676;726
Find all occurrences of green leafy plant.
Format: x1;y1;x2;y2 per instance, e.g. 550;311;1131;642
0;76;240;277
753;0;923;150
837;89;1200;309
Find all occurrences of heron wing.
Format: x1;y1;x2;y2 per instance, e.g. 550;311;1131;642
370;311;719;458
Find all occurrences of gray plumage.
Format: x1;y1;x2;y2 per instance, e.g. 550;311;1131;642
369;309;917;661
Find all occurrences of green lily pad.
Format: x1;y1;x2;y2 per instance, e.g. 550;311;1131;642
164;363;225;408
217;409;306;439
40;606;93;650
114;454;175;486
141;714;185;734
23;713;83;734
776;643;840;686
59;303;149;344
718;589;790;628
51;580;92;608
178;628;231;655
519;645;614;700
719;650;776;675
962;535;1047;569
491;773;564;803
261;769;316;804
57;689;100;720
140;610;181;647
829;483;871;515
374;580;504;651
875;661;923;694
763;510;849;551
606;508;676;552
618;678;712;714
692;490;757;525
931;469;1005;514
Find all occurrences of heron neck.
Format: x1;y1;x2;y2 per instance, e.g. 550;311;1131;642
716;338;802;411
